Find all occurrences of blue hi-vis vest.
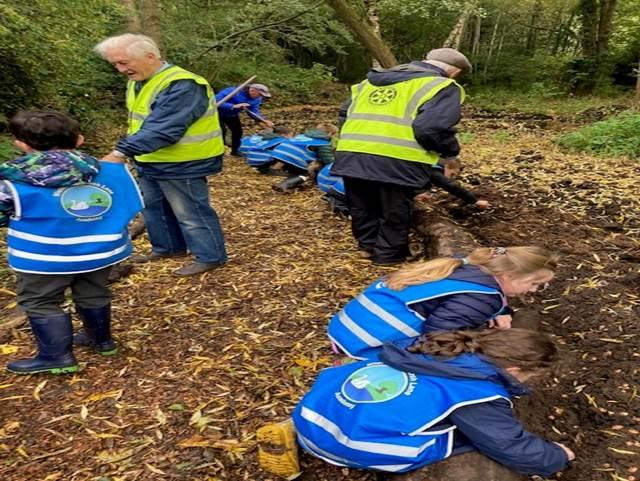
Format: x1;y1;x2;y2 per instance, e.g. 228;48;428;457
317;163;345;196
241;136;288;167
293;359;511;473
238;134;263;156
5;162;143;274
328;278;504;360
270;135;329;169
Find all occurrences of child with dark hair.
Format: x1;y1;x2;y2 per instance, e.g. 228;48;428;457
259;329;574;478
1;111;143;375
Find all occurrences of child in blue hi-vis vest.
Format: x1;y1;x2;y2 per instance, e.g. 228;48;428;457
287;329;574;477
239;126;294;173
1;111;143;375
272;124;338;193
328;246;558;360
316;163;349;217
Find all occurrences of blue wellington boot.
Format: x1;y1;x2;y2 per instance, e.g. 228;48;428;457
74;304;118;356
6;314;79;375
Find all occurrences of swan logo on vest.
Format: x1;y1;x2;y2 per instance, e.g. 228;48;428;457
368;87;397;105
60;184;112;220
341;364;409;404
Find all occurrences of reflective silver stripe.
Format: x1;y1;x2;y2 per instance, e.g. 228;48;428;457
404;77;450;118
347;81;366;116
300;406;431;457
339;133;423;151
8;229;123;245
356;294;421;337
337;310;380;347
347;113;411;126
8;244;129;263
129;112;146;121
176;130;222;145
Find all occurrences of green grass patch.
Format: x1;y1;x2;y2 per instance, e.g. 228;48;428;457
555;111;640;157
468;87;633;116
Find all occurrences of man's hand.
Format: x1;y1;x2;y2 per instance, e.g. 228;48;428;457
232;103;250;110
554;442;576;461
414;192;432;203
489;314;512;329
307;160;323;180
474;199;490;209
262;120;274;128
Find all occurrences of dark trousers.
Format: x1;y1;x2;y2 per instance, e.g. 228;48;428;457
220;116;243;155
344;177;415;263
16;266;112;317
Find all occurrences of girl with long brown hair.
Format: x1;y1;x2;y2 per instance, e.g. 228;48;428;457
288;328;574;476
328;246;558;360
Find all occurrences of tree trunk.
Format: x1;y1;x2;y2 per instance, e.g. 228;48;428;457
325;0;397;68
139;0;162;47
596;0;618;59
121;0;141;32
635;54;640;105
471;15;481;58
364;0;383;69
483;13;501;78
444;10;470;49
525;0;542;55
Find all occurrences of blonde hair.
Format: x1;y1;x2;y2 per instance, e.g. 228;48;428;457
385;246;558;290
315;123;339;136
94;33;161;59
409;328;559;371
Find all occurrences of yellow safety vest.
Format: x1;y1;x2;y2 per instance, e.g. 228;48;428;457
337;76;465;164
126;65;224;162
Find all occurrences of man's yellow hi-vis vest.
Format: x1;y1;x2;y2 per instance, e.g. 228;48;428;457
126;65;224;162
337;76;465;164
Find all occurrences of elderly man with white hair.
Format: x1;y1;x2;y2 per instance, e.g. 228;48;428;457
95;33;227;276
332;48;473;266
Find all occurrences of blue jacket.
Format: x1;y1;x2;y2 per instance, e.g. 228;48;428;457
4;160;142;274
116;64;222;179
317;163;345;196
293;347;568;476
215;86;264;119
328;265;506;360
333;62;462;188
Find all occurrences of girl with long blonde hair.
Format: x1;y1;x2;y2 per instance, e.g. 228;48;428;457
328;246;558;360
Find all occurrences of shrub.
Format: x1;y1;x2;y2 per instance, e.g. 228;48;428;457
555;111;640;157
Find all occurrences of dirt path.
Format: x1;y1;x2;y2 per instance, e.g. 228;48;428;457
0;106;638;481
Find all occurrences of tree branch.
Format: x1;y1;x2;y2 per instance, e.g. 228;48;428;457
193;0;324;61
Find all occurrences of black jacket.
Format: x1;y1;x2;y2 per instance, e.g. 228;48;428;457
378;345;570;476
333;61;462;188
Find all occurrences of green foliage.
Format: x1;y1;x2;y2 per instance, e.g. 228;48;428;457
0;136;18;162
161;0;352;103
555;111;640;157
0;0;125;128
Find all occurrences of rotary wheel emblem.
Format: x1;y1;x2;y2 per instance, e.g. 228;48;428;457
368;87;397;105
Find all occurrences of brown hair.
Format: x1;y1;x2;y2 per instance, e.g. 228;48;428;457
10;111;80;151
273;125;293;136
408;328;559;371
385;246;558;290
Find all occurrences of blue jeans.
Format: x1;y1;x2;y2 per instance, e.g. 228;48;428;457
138;175;227;264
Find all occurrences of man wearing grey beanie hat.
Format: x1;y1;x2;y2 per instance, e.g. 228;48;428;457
332;47;470;265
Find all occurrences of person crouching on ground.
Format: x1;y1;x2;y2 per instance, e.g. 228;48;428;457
286;328;574;476
1;111;143;375
328;246;557;360
240;126;295;175
272;123;338;193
